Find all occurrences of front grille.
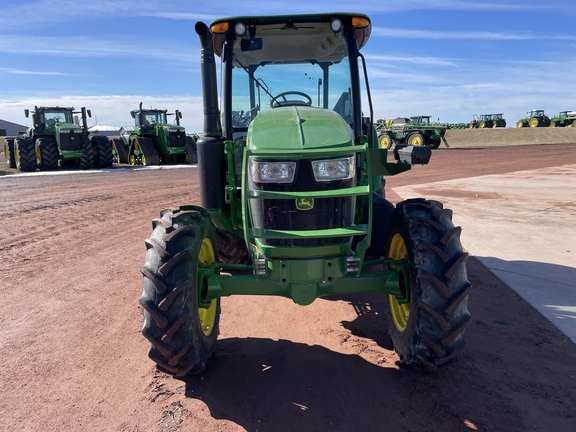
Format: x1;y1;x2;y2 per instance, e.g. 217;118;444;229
59;132;83;151
166;132;185;148
249;161;354;247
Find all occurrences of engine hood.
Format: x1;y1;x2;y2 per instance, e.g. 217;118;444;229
247;107;352;152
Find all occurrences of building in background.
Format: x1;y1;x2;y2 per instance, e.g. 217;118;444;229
0;118;27;136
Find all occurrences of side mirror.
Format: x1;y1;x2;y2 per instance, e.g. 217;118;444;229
24;109;30;118
87;110;92;118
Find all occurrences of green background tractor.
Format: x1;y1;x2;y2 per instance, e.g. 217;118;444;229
469;113;506;128
516;109;551;128
110;103;196;165
11;106;112;172
550;111;576;127
376;115;448;150
140;13;471;376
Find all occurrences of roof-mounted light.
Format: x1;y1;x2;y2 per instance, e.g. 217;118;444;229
210;22;229;34
351;17;370;29
330;19;342;33
235;22;246;37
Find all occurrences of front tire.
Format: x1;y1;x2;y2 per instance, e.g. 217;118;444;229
140;206;220;376
378;133;393;150
530;117;540;127
15;137;37;172
35;137;59;171
384;199;471;370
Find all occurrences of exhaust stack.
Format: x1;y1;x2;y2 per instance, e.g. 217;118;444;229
195;21;223;137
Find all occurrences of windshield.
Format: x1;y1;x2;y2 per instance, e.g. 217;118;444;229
136;111;167;126
232;59;352;128
229;21;353;129
44;109;73;126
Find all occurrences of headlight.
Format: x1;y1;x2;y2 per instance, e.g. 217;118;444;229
249;158;296;184
312;157;355;182
167;128;179;133
59;130;71;133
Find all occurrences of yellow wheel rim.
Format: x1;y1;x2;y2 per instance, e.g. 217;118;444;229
198;237;217;336
129;154;136;165
530;118;538;127
15;145;21;165
388;233;410;332
492;122;497;128
409;135;422;146
516;122;523;128
36;145;42;165
379;135;391;149
141;154;147;165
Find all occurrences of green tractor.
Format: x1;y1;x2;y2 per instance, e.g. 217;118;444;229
550;111;576;127
469;113;506;128
376;115;448;150
139;13;471;376
110;103;197;165
11;106;112;172
516;109;551;128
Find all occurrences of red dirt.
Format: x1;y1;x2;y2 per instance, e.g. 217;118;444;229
1;144;575;432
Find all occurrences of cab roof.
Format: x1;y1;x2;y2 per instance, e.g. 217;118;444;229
209;12;371;58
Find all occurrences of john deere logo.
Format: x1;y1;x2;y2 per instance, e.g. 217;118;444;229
296;197;314;211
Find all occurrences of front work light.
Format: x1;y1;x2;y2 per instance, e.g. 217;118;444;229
249;158;296;183
311;157;355;182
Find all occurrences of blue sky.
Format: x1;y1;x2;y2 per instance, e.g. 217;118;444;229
1;0;575;132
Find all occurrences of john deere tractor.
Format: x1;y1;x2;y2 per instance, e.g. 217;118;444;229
110;104;196;165
12;106;112;172
516;109;551;128
550;111;576;127
140;13;471;376
469;113;506;128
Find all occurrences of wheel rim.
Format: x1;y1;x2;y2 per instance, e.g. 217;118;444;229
198;238;217;336
129;154;136;165
15;144;21;167
516;122;523;128
388;233;410;332
141;154;147;166
379;135;391;149
409;135;422;146
530;119;538;127
36;144;42;165
550;122;556;127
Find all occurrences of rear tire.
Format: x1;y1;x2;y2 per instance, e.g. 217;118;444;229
4;137;16;168
35;137;59;171
140;206;220;376
384;199;471;370
15;137;37;172
408;133;425;147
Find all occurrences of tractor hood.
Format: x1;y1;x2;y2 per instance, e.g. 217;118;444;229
247;107;352;151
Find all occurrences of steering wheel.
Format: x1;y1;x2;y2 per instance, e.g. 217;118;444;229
271;91;312;108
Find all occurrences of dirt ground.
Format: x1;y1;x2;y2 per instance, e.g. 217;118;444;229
1;143;575;432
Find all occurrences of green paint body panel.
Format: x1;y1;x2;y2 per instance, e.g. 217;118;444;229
248;107;353;151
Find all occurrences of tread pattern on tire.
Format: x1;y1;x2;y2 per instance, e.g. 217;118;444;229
185;135;198;163
385;198;471;370
15;137;37;172
5;138;16;168
112;138;129;164
36;137;59;171
137;136;160;165
215;227;251;265
80;138;95;170
140;206;220;376
91;135;114;168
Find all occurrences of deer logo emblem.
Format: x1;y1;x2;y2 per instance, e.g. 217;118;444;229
296;197;314;211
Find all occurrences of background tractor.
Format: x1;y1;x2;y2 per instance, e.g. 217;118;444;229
9;106;112;172
110;103;197;165
376;115;448;149
550;111;576;127
516;109;551;128
469;113;506;128
139;13;471;376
